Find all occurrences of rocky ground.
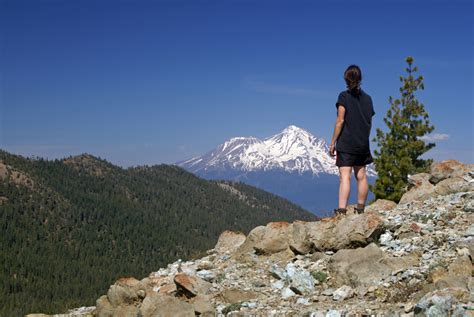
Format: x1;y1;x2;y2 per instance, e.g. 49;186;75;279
28;160;474;317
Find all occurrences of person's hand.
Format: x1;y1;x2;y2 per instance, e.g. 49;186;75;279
329;144;336;157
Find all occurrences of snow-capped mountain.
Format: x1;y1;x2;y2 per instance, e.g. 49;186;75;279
176;125;376;216
177;125;375;176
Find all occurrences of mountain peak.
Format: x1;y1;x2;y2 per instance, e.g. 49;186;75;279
176;126;369;175
63;153;114;176
281;125;307;133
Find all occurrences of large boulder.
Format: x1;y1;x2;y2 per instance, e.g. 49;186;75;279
95;277;145;317
95;295;139;317
139;293;195;317
429;160;474;184
365;199;397;213
107;277;146;307
189;294;215;316
214;230;246;254
95;295;114;317
232;213;385;259
253;221;293;255
231;225;266;261
328;243;419;287
430;255;472;290
288;220;314;255
305;212;385;251
399;173;435;204
174;272;212;298
434;177;473;196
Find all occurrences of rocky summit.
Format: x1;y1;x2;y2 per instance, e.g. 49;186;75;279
28;160;473;317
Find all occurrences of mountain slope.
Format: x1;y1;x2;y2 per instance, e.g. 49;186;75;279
44;160;474;316
0;150;317;316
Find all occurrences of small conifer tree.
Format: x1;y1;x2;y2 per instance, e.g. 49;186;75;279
370;56;435;202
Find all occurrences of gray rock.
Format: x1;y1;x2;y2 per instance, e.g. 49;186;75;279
332;285;354;301
289;268;315;295
269;263;287;280
464;224;474;237
296;297;310;305
380;232;394;246
326;310;342;317
281;287;296;299
196;269;216;282
321;288;335;296
464;199;474;212
271;280;285;290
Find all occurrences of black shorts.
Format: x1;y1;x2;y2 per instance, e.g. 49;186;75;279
336;151;373;167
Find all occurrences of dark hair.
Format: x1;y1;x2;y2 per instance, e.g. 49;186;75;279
344;65;362;93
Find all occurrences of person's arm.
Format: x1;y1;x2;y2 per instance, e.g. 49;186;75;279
329;105;345;157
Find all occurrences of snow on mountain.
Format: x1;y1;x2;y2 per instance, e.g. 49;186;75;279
177;125;376;176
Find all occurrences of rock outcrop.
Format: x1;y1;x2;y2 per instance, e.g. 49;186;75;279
32;160;474;316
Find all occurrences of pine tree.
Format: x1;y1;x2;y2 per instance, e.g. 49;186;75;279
370;56;435;202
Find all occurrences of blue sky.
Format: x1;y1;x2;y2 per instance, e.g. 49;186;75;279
2;0;473;166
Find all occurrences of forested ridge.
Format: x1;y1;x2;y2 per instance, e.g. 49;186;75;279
0;150;317;316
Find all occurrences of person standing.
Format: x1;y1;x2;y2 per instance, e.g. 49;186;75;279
329;65;375;216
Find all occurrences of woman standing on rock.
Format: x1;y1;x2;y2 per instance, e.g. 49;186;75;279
329;65;375;216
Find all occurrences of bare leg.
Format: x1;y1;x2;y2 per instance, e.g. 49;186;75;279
353;166;368;207
338;166;352;209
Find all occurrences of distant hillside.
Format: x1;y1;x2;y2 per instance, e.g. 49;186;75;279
0;150;317;316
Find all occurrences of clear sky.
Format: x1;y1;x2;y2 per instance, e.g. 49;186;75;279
2;0;473;167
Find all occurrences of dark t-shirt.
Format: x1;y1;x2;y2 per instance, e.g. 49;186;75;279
335;88;375;154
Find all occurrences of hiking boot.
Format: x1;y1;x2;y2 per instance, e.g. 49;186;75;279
333;208;347;216
355;206;365;214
